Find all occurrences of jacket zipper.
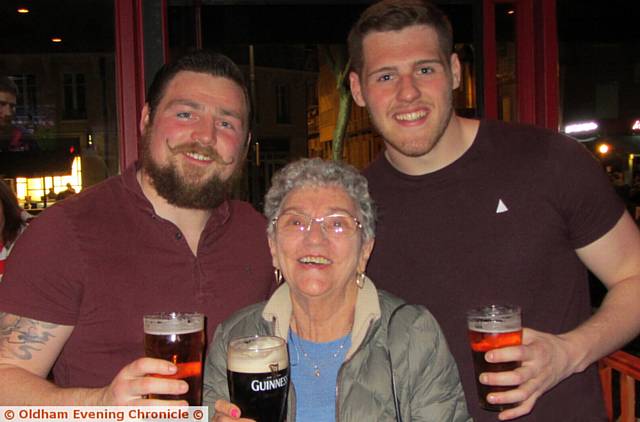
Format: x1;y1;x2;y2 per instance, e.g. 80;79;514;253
270;316;296;421
334;319;375;422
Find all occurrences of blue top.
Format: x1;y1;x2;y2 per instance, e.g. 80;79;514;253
288;330;351;422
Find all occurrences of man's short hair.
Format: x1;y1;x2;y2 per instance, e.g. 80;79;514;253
0;76;18;97
348;0;453;75
146;50;251;125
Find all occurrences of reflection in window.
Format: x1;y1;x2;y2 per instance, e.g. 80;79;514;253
16;156;82;209
12;74;37;121
0;0;116;199
63;73;87;120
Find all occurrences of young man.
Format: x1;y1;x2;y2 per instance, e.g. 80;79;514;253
0;51;274;404
0;76;36;153
348;1;640;421
0;76;19;152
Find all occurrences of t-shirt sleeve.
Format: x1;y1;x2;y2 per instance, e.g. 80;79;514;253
0;205;83;325
548;134;625;249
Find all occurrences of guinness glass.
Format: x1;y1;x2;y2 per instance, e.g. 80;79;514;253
227;336;289;422
467;305;522;411
143;312;205;405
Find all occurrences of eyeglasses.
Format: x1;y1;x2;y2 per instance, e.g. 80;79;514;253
272;212;362;238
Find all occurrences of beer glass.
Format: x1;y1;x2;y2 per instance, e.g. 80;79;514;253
143;312;205;405
227;335;289;422
467;305;522;411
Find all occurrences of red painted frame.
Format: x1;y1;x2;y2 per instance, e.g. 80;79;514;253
115;0;144;170
115;0;169;170
482;0;558;130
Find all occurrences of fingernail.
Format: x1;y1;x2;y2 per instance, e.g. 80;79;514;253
487;394;497;403
168;364;178;373
485;352;493;362
230;408;239;418
479;374;488;384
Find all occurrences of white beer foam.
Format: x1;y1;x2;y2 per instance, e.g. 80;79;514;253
467;317;521;333
227;336;289;373
144;313;204;335
468;325;522;333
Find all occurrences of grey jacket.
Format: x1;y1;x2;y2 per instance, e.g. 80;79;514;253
204;277;471;421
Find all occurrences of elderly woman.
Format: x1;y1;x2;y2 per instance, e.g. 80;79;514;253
0;181;30;281
204;158;470;421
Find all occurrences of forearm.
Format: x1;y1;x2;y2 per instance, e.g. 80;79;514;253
0;365;106;405
562;276;640;373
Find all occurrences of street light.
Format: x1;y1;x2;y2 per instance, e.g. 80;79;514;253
597;143;610;155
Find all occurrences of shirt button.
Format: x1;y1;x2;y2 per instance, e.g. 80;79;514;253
175;232;182;240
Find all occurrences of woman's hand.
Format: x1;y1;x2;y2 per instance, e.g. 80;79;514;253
212;399;254;422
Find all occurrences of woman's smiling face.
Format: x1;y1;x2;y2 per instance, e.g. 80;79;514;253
269;185;374;301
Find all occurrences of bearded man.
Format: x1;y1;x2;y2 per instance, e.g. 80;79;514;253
0;51;273;405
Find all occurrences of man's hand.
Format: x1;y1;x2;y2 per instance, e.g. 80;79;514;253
477;327;582;421
97;357;190;405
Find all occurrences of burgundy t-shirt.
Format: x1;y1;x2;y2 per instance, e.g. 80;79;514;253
363;119;623;421
0;164;274;388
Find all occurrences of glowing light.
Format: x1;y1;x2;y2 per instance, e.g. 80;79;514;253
51;37;62;43
17;8;29;14
632;120;640;131
507;9;515;15
597;144;610;155
15;157;82;203
565;122;599;134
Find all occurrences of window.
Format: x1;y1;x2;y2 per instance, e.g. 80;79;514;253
276;84;290;124
63;73;87;120
12;74;37;120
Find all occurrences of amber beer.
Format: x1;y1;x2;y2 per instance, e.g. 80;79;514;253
227;336;289;422
467;305;522;412
143;312;205;405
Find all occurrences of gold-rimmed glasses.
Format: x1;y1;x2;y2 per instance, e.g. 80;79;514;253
272;212;362;238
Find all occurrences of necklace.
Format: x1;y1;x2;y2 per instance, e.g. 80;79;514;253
288;330;350;378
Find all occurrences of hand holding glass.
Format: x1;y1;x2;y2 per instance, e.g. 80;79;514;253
143;312;205;405
227;335;289;422
467;305;522;411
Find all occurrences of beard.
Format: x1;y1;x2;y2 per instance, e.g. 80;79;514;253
141;133;245;210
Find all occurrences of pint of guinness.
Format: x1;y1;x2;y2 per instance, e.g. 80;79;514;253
143;312;205;405
227;336;289;422
467;305;522;411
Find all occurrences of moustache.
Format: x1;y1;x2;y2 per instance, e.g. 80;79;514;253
167;141;234;165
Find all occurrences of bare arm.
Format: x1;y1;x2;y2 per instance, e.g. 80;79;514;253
0;313;189;405
567;211;640;367
483;212;640;420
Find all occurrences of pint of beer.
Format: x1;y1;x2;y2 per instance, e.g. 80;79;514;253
227;336;289;422
143;312;205;405
466;305;522;412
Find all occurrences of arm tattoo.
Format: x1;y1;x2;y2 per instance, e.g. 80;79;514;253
0;313;59;360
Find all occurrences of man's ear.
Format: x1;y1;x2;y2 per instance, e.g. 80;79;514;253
241;131;252;160
139;104;151;135
349;71;367;107
450;53;462;90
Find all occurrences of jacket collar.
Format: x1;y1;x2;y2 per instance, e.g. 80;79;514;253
261;275;381;359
